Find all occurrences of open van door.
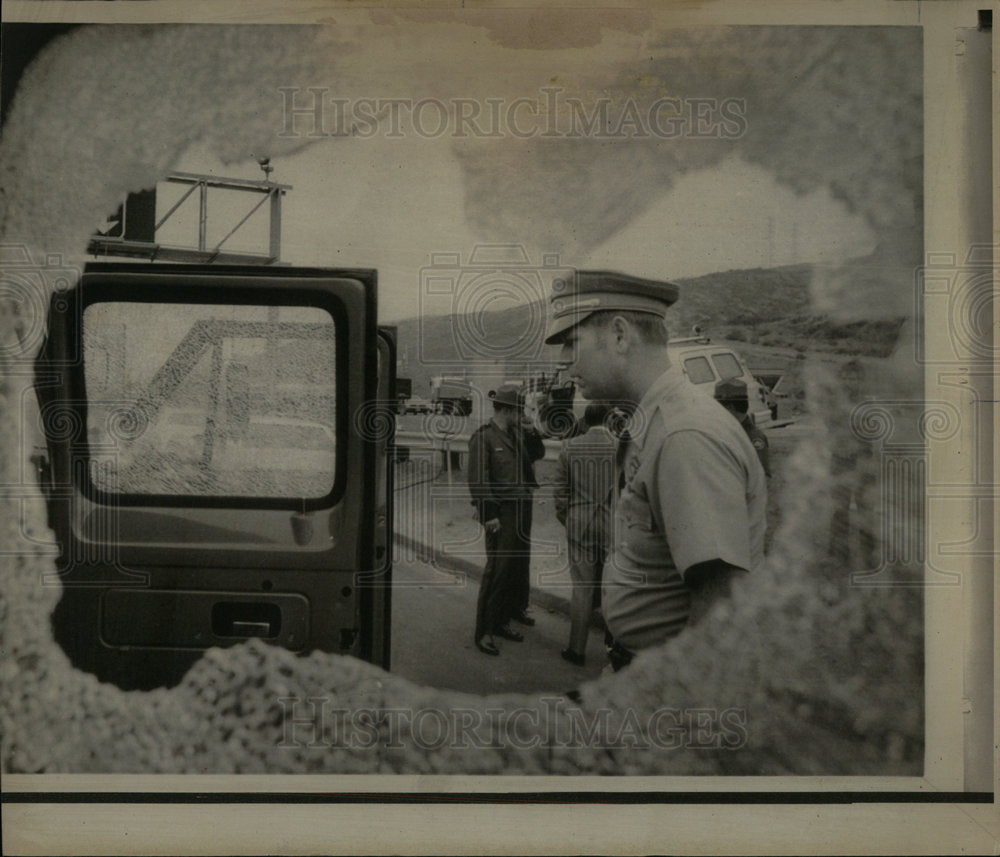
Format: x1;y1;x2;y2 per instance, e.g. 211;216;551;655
364;325;396;670
34;263;391;689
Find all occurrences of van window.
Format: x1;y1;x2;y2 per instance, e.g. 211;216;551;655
711;352;743;380
683;355;715;384
83;302;337;500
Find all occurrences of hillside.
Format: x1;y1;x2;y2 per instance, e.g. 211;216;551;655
394;262;905;398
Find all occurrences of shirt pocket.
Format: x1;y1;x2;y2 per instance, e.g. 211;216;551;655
616;482;655;533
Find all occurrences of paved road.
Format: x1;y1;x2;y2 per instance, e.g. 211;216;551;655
389;555;607;696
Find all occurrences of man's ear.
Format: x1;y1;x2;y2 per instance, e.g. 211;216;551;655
609;315;632;352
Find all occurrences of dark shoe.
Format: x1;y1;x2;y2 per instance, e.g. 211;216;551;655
476;638;500;656
561;648;586;667
495;626;524;642
513;611;536;627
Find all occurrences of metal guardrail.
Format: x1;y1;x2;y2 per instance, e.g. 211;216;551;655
394;430;561;459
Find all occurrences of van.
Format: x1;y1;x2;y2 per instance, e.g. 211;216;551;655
34;263;393;689
670;338;774;426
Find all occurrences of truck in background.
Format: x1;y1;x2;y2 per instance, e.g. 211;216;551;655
430;375;474;416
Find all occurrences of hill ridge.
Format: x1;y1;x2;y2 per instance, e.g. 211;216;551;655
393;261;901;396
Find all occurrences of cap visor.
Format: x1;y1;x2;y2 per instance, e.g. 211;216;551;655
544;310;592;345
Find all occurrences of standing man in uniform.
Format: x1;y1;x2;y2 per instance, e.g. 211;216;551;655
714;378;772;477
467;384;546;656
544;271;767;671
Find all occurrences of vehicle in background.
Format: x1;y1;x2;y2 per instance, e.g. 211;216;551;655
522;374;580;439
670;334;775;426
394;376;413;413
750;368;787;421
430;375;474;416
402;396;434;415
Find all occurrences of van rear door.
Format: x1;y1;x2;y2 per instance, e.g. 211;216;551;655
34;263;389;689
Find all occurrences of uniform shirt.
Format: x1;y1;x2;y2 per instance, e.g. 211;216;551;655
467;418;546;524
602;365;767;651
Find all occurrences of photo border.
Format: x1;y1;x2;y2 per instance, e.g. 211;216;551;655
1;1;996;854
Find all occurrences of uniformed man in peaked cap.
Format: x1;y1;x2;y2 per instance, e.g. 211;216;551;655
467;384;546;656
545;271;767;671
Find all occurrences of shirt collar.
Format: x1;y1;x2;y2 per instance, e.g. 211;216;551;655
628;363;689;449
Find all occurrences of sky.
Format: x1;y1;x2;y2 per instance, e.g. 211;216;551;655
84;19;920;326
164;138;875;323
2;20;916;326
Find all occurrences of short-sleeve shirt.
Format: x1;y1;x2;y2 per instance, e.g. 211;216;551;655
602;364;767;651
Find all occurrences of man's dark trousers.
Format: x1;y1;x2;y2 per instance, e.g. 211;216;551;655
475;497;532;640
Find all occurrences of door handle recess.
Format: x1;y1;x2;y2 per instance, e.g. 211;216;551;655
212;602;281;638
